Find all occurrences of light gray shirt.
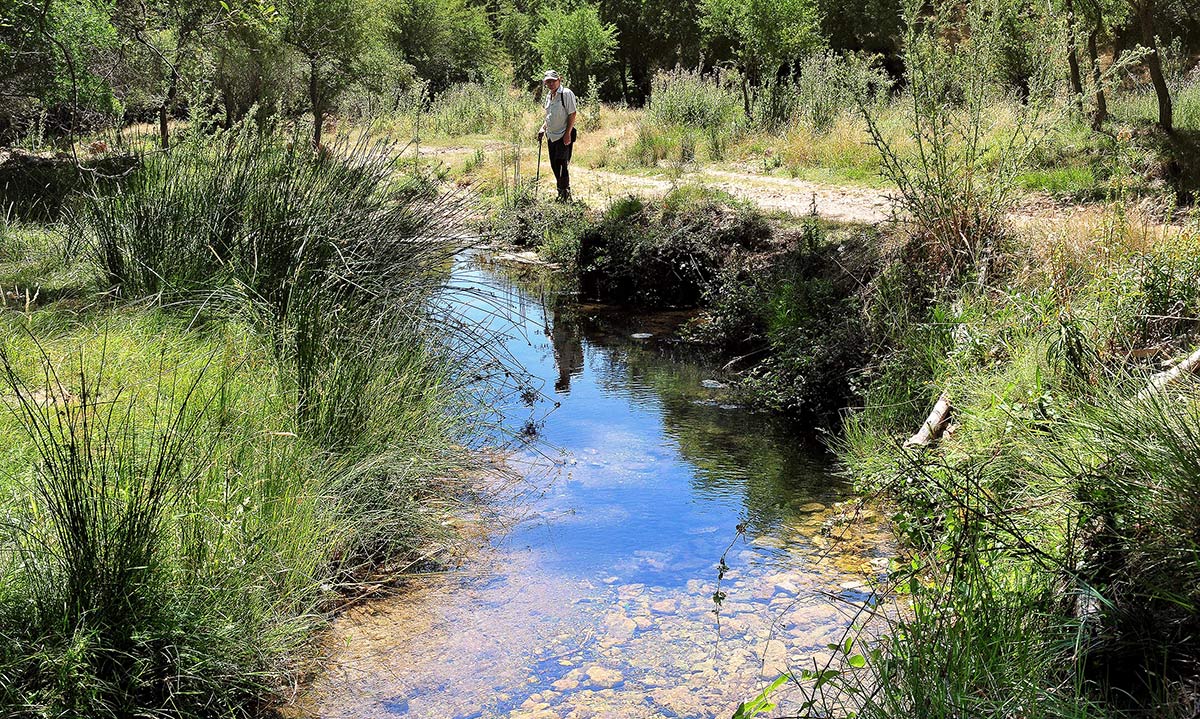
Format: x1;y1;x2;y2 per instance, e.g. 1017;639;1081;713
543;87;577;142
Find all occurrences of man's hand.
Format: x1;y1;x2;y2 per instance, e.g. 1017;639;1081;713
562;133;572;146
537;128;545;141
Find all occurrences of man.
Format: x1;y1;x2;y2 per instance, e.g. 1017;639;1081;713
537;70;577;201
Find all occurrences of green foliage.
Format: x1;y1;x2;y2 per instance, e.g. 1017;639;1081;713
732;674;790;718
859;0;1061;280
489;196;590;265
691;217;882;421
699;0;822;78
533;2;617;98
385;0;499;92
647;67;745;134
0;126;484;715
497;0;541;89
281;0;370;141
755;51;891;133
425;81;528;136
628;122;698;167
831;216;1200;717
0;0;124;139
575;187;771;306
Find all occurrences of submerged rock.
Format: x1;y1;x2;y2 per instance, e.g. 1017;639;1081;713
585;666;624;688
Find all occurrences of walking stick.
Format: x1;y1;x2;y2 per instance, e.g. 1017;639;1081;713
535;133;543;200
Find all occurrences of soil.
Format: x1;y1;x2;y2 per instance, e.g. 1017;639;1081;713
419;143;1194;233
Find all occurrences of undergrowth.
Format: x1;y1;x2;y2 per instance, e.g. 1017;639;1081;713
0;126;492;716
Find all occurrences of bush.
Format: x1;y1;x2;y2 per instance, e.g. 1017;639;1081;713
576;187;771;306
488;196;590;265
690;217;883;421
754;51;892;133
647;67;745;134
425;82;529;136
859;0;1059;281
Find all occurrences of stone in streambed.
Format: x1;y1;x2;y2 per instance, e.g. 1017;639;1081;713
585;666;624;688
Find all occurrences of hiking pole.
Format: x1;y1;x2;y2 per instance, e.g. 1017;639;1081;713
535;133;543;201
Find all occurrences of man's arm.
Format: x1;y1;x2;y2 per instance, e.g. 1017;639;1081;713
563;111;577;145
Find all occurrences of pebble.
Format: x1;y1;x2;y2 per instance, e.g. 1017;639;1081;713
585;666;624;688
552;677;579;691
774;579;800;596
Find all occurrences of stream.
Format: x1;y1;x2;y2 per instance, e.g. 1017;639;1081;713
290;253;893;718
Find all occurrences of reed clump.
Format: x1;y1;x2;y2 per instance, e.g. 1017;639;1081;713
0;125;487;716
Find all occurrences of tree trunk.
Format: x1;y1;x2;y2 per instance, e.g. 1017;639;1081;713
1138;347;1200;400
619;55;630;104
158;63;180;150
1087;28;1108;129
1066;0;1085;111
309;57;322;148
1136;0;1173;132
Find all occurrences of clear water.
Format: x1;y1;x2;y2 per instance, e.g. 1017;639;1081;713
291;254;892;719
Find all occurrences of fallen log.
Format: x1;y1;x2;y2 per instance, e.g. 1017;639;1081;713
1137;345;1200;400
905;390;952;448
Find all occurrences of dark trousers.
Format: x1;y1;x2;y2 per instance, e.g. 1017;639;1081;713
548;134;573;199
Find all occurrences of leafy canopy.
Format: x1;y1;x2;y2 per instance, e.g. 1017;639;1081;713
533;3;618;98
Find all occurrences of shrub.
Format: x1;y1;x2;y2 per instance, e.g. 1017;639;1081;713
576;187;771;305
859;0;1059;281
426;81;529;136
691;217;883;421
647;67;745;134
488;196;590;265
754;51;892;134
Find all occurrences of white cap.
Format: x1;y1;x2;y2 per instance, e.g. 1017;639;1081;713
542;70;560;81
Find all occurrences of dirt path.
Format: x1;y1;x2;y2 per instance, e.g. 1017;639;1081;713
419;143;1190;233
575;167;894;224
419;143;892;223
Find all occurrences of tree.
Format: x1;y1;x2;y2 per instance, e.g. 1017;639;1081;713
386;0;499;93
533;2;617;98
699;0;822;111
1130;0;1172;131
817;0;902;72
117;0;228;149
280;0;368;146
597;0;703;103
1068;0;1127;128
0;0;123;143
498;0;540;89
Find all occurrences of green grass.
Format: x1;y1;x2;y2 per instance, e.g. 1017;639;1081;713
0;125;485;716
822;215;1200;718
1018;165;1098;195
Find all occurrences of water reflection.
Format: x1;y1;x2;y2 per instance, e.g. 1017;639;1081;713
288;253;892;719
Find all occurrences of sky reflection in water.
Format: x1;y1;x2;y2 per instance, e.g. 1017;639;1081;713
293;254;892;719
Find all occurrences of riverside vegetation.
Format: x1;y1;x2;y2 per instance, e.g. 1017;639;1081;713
479;4;1200;718
3;0;1200;716
0;126;501;716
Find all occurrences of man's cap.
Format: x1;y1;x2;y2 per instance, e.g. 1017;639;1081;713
542;70;560;81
